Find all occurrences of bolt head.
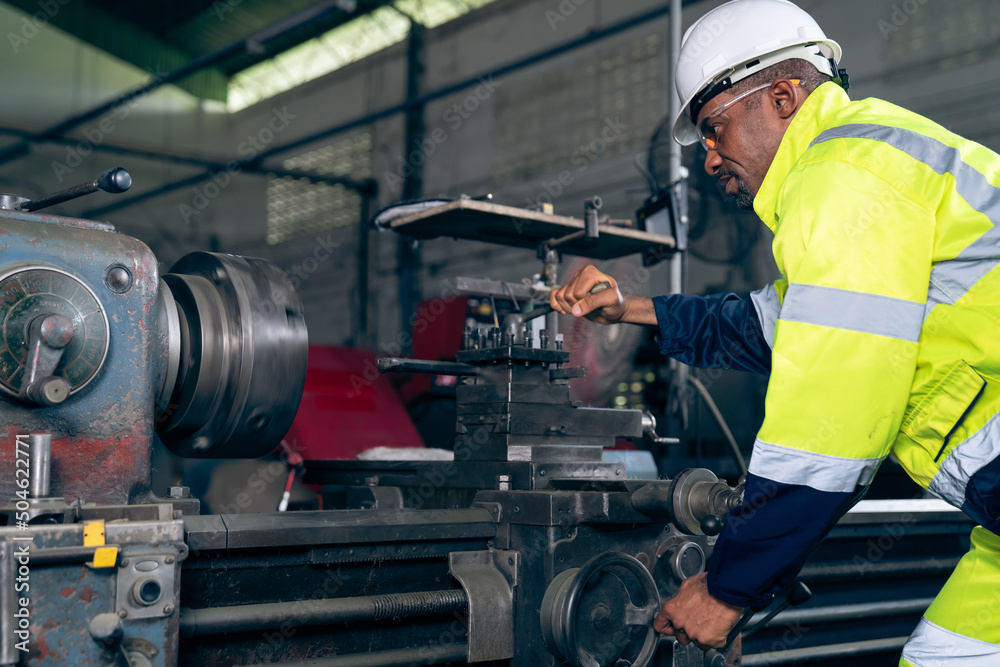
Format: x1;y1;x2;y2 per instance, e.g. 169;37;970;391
105;265;132;293
162;604;174;615
118;610;128;619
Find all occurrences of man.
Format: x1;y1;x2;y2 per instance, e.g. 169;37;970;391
550;1;1000;664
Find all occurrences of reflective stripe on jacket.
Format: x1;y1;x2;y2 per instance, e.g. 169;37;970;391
655;81;1000;608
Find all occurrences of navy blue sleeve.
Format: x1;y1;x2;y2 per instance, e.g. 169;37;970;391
651;293;771;375
707;472;861;609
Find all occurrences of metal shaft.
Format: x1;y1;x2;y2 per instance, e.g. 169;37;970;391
0;540;16;666
747;597;933;628
741;636;909;666
377;358;478;376
180;589;468;637
799;557;960;580
28;433;51;498
266;644;470;667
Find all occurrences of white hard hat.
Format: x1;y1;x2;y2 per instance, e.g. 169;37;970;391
672;0;843;145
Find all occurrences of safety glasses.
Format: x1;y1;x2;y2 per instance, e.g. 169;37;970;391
697;79;799;151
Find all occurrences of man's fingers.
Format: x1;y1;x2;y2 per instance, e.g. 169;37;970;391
548;265;622;319
653;613;673;635
549;285;573;315
570;290;616;318
653;604;676;635
549;287;568;315
552;270;583;314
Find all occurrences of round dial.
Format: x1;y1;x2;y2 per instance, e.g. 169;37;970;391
0;267;109;399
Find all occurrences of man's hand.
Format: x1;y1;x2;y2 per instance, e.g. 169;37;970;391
549;265;627;324
653;573;745;649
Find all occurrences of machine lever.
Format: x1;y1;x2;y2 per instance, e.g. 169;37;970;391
699;515;722;537
21;167;132;212
378;357;478;376
720;580;812;654
741;581;812;640
20;313;74;406
501;280;611;336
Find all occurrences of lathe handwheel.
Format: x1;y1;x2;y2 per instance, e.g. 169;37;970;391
541;552;660;667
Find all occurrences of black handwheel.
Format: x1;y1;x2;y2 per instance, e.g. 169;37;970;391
541;552;660;667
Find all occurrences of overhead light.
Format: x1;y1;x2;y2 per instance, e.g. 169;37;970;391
228;0;497;113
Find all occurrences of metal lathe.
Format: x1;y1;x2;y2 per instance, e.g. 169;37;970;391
0;172;973;667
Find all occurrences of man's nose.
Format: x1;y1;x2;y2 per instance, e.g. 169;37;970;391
704;149;722;175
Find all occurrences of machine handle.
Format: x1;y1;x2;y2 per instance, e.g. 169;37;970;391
97;167;133;194
720;580;812;654
504;280;611;328
699;515;722;537
21;167;132;212
377;357;478;376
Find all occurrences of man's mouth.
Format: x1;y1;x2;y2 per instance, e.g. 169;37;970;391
719;174;736;195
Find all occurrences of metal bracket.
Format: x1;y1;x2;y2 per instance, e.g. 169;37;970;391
115;550;179;621
670;641;707;666
449;550;516;662
550;367;587;381
473;501;503;524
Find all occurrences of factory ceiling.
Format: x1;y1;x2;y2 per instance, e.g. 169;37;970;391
0;0;391;101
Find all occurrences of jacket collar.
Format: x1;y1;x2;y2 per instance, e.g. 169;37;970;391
752;82;852;231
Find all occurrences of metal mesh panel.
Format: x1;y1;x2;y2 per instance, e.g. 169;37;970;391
492;33;662;184
266;132;372;245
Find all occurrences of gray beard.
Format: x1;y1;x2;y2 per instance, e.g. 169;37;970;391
733;178;754;210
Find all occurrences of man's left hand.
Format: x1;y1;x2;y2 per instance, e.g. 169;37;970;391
653;572;745;648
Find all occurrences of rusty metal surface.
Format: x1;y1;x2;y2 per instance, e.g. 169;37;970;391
0;212;159;505
1;515;185;666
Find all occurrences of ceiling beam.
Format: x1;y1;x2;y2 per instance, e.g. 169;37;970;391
2;0;230;101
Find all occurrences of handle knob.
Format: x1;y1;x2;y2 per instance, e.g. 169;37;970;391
97;167;132;194
700;515;722;536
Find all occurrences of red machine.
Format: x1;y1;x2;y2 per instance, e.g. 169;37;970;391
283;345;425;460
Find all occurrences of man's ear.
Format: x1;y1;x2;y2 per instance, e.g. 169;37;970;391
770;79;799;120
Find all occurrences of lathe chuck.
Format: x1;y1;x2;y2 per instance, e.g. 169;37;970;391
155;252;307;458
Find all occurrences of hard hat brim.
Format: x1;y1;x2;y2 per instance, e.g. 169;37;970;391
670;40;841;146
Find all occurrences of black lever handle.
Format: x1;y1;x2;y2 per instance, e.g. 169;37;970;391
700;515;722;536
21;167;131;212
720;581;812;654
742;581;812;640
96;167;132;194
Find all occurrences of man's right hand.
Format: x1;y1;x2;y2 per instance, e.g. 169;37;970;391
550;265;627;325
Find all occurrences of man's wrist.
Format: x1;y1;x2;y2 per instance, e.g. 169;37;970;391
620;295;657;325
707;576;772;611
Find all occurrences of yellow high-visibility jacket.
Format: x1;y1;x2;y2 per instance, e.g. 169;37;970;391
653;81;1000;608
